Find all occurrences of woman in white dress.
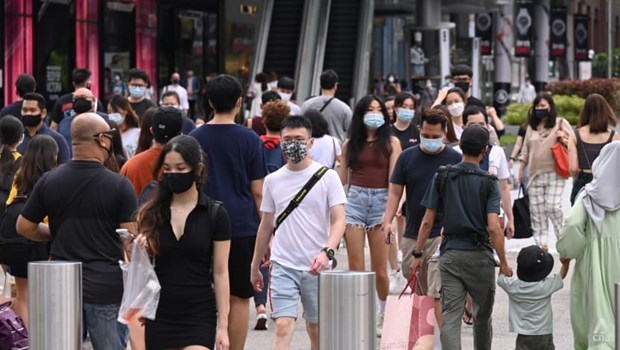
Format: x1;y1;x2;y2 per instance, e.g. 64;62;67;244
303;109;341;168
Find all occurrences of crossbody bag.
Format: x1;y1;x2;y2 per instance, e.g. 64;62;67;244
273;166;329;234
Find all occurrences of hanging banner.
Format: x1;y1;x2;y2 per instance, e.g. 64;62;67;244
574;14;590;61
550;7;568;58
476;13;493;56
514;0;533;57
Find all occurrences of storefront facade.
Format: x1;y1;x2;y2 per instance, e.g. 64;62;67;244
2;0;264;109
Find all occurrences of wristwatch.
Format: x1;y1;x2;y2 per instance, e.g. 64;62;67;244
321;247;335;260
412;250;424;259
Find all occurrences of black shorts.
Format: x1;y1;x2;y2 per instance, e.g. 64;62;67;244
228;236;256;298
0;242;48;278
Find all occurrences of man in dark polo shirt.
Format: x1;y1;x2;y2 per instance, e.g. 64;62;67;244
411;125;513;350
17;93;70;164
17;113;137;350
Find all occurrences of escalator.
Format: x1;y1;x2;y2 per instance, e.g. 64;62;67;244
323;0;362;104
262;0;305;78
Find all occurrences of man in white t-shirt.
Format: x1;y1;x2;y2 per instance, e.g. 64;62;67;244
160;72;189;113
457;105;515;238
251;116;346;350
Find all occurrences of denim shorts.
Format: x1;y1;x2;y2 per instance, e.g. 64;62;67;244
269;262;319;323
345;185;388;228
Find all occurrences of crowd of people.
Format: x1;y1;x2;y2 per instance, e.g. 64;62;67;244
0;62;616;350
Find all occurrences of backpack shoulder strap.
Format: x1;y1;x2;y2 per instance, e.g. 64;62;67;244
209;200;223;226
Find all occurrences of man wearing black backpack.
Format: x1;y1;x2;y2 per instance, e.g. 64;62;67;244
410;124;513;350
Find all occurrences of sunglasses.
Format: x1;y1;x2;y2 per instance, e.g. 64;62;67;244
93;128;117;139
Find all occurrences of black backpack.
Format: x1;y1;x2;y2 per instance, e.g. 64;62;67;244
263;140;286;174
434;165;498;251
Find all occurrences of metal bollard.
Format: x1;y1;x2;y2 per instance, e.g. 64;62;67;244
319;271;376;350
616;282;620;350
29;261;82;350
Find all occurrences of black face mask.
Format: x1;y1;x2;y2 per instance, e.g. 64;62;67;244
21;114;42;127
454;81;470;94
161;172;195;194
73;98;93;114
171;78;180;85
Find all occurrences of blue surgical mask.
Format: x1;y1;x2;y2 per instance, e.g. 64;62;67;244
363;113;385;130
420;136;444;153
129;86;146;99
397;109;415;123
108;112;123;124
534;108;548;119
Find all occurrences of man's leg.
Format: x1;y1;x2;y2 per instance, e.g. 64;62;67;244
462;250;496;350
306;322;319;350
300;270;319;350
83;303;129;350
439;250;467;350
270;262;303;350
273;317;296;350
228;237;256;350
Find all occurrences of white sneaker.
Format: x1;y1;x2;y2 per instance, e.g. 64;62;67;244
376;313;385;338
389;270;406;294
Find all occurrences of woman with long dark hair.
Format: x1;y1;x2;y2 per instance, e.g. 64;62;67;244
518;93;577;249
0;134;58;327
108;94;142;158
338;95;401;335
304;109;342;168
135;107;157;155
0;116;24;196
103;120;127;172
136;135;230;349
569;93;619;204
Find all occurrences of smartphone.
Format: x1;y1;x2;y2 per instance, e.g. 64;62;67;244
116;228;132;240
387;231;393;244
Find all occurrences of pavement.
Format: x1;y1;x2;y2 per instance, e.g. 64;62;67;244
243;180;576;350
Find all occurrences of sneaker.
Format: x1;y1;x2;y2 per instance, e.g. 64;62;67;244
254;313;268;330
389;269;406;294
376;313;384;338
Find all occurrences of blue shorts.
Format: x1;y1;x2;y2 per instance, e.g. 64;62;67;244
269;262;319;323
345;186;388;228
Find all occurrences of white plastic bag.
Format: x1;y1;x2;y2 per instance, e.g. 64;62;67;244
117;241;161;325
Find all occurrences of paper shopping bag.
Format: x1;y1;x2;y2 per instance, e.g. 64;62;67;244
380;289;414;349
409;291;436;350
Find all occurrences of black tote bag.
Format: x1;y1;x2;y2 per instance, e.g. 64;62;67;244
512;185;534;239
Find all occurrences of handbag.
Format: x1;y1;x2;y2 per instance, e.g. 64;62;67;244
380;275;435;350
551;119;570;178
512;185;533;239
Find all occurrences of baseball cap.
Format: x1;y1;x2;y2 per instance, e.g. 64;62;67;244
460;124;490;155
152;107;183;143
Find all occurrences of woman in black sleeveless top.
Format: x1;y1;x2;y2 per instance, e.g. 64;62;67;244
570;94;620;204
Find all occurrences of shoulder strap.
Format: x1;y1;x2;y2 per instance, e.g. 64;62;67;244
319;97;335;112
273;166;329;234
331;137;337;169
608;129;615;143
210;200;222;226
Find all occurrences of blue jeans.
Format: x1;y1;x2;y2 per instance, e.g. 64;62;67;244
83;303;129;350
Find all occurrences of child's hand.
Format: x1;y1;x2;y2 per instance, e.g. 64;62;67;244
560;259;570;279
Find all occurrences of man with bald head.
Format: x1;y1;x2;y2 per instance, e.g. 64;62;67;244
161;71;189;113
17;113;137;350
17;92;70;163
57;87;108;151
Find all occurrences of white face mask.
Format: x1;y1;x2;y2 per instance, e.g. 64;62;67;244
279;92;292;103
447;102;465;117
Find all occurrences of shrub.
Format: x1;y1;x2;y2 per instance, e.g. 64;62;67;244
505;95;584;125
546;78;620;110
